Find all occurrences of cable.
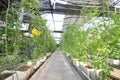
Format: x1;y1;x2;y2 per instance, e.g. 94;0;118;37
48;0;56;32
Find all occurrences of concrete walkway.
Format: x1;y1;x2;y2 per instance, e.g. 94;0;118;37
29;51;83;80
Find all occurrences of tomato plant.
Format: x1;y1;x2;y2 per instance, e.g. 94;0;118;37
0;0;57;75
60;2;120;79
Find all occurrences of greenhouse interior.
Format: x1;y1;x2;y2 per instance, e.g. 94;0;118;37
0;0;120;80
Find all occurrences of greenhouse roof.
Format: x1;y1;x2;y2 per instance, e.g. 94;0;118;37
40;0;103;44
41;13;65;44
41;0;101;15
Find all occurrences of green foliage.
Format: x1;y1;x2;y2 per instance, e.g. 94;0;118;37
29;16;56;59
0;0;56;73
60;3;120;79
21;0;40;11
108;24;120;59
60;22;112;79
61;25;88;62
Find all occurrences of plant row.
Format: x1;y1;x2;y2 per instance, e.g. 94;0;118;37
60;14;120;79
0;0;56;74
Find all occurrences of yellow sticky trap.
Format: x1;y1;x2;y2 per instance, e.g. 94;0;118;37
31;28;41;36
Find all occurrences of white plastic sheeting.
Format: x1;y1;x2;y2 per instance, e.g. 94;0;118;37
81;17;114;31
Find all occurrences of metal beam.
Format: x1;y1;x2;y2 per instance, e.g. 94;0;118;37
40;2;101;15
53;31;63;33
55;37;61;39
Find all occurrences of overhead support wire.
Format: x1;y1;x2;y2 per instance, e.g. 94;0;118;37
48;0;56;32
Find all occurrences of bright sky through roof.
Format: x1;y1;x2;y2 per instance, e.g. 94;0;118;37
41;0;67;44
41;13;65;44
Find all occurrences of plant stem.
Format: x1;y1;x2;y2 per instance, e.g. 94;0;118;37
5;0;10;56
